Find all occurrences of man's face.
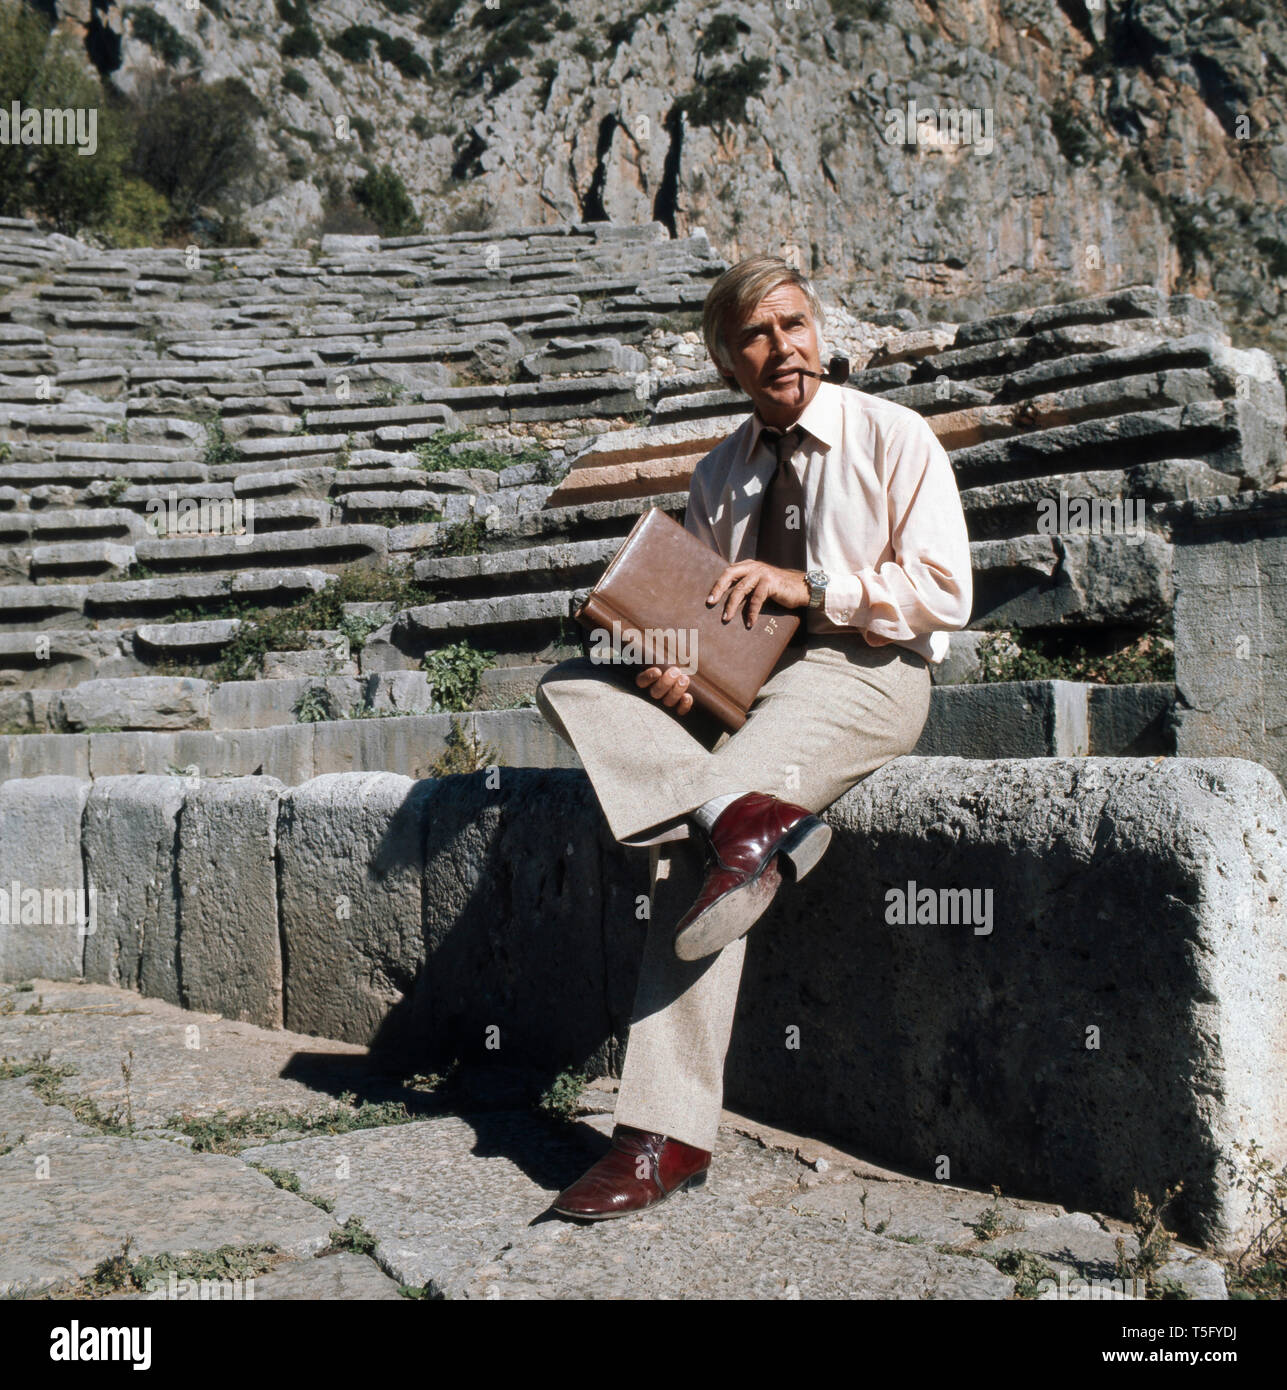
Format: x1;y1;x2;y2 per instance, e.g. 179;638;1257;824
720;282;822;424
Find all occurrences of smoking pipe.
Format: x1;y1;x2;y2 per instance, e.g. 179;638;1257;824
796;354;850;384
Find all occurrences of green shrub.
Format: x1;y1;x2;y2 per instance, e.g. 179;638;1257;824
18;29;134;235
433;518;487;556
419;0;464;37
200;413;241;467
0;1;50;215
427;716;501;775
491;62;521;95
1256;236;1287;279
331;25;431;79
828;0;890;28
276;0;310;25
282;67;309;95
677;58;771;127
376;32;431;79
536;56;559;103
1049;104;1098;166
422;640;495;712
976;628;1174;685
281;25;322;60
537;1067;587;1122
698;12;744;55
330;23;379;61
213;571;434;681
100;177;171;248
128;76;263;226
353;164;423;236
126;7;201;67
415;427;546;475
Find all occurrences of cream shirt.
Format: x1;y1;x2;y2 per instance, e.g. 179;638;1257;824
682;379;973;664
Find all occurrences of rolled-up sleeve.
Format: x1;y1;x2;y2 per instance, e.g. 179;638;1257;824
822;412;973;643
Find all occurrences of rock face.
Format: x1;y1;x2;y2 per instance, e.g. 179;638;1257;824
37;0;1287;355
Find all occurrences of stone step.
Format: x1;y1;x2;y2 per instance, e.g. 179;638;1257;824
0;569;335;642
905;314;1229;392
412;536;621;599
546;414;745;506
953;286;1224;349
371;526;1174;667
29;540;136;581
0;679;1174;781
949;397;1285;491
927;362;1282;456
960;459;1242;541
987;333;1274;404
522;310;671;344
299;401;454;432
0;507;145;544
969;530;1173;629
131;524;388;575
0;629;138;687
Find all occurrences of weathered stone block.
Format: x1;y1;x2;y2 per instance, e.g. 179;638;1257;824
0;776;91;981
176;777;285;1028
81;775;186;1002
726;756;1287;1252
55;677;210;732
276;772;431;1043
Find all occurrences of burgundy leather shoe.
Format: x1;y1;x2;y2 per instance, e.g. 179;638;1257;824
673;791;832;962
550;1124;711;1221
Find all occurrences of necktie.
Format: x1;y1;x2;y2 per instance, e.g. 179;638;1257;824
753;426;809;646
754;426;806;572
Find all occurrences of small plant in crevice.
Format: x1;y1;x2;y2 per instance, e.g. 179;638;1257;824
422;639;495;712
200;413;241;467
1114;1183;1190;1300
293;685;334;723
426;716;501;775
536;1066;588;1123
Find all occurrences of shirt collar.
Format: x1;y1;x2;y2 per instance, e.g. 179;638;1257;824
748;379;843;455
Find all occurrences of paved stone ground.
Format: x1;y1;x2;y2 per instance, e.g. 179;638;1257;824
0;980;1228;1300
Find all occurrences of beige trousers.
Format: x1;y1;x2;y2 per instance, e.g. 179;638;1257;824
535;634;932;1152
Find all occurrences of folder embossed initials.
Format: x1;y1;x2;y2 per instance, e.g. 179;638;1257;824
573;507;801;732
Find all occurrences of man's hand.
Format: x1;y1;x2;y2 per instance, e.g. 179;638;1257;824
706;561;810;627
636;664;695;716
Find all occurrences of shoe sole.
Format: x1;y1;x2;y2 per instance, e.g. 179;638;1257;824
776;816;832;882
550;1168;708;1221
673;817;832;963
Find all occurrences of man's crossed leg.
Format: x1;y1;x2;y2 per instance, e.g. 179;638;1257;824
534;638;931;1218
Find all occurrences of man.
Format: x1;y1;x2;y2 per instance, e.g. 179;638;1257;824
534;254;972;1220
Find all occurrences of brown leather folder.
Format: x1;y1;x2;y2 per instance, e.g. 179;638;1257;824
573;506;801;732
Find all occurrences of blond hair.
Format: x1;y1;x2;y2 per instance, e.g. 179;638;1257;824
701;256;827;393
